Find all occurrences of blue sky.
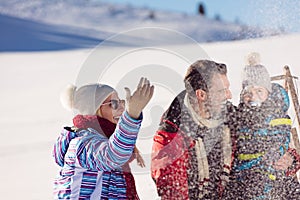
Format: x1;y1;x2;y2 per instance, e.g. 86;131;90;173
101;0;300;33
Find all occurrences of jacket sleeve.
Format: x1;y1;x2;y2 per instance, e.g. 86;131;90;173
53;129;77;167
151;127;192;199
73;111;142;171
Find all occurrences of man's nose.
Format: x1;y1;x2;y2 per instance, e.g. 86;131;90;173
226;89;232;100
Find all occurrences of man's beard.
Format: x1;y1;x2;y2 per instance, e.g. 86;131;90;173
205;100;227;120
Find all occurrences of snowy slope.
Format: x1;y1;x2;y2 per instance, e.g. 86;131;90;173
1;33;300;199
0;1;299;200
0;0;278;51
0;13;110;51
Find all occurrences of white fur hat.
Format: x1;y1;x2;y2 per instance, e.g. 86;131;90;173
60;83;116;115
242;52;272;92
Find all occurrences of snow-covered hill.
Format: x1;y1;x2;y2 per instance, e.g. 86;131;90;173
1;32;300;199
1;1;299;199
0;0;279;51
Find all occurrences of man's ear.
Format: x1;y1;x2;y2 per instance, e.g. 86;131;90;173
195;89;207;101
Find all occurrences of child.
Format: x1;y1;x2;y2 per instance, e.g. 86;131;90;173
53;77;154;199
223;53;299;199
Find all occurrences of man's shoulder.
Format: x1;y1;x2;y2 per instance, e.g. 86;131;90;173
159;90;187;132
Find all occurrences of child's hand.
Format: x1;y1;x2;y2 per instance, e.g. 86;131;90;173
273;152;293;170
241;87;252;106
134;146;146;168
124;77;154;119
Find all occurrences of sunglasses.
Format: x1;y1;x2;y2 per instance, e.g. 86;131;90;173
101;99;125;110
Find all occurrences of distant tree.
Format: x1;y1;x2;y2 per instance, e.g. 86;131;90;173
214;14;221;21
234;17;240;24
148;11;155;20
279;26;285;33
198;3;206;16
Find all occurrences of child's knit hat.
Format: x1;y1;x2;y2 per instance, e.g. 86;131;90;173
242;52;272;92
60;83;116;115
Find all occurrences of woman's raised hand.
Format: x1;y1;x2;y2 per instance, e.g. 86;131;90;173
124;77;154;119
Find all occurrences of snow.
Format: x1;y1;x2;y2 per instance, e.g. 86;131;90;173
1;0;300;199
0;0;279;52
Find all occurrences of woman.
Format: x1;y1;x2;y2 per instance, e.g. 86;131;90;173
53;77;154;199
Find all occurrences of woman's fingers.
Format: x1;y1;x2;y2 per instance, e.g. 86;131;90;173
125;77;154;119
139;78;152;96
137;77;145;89
124;87;131;102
